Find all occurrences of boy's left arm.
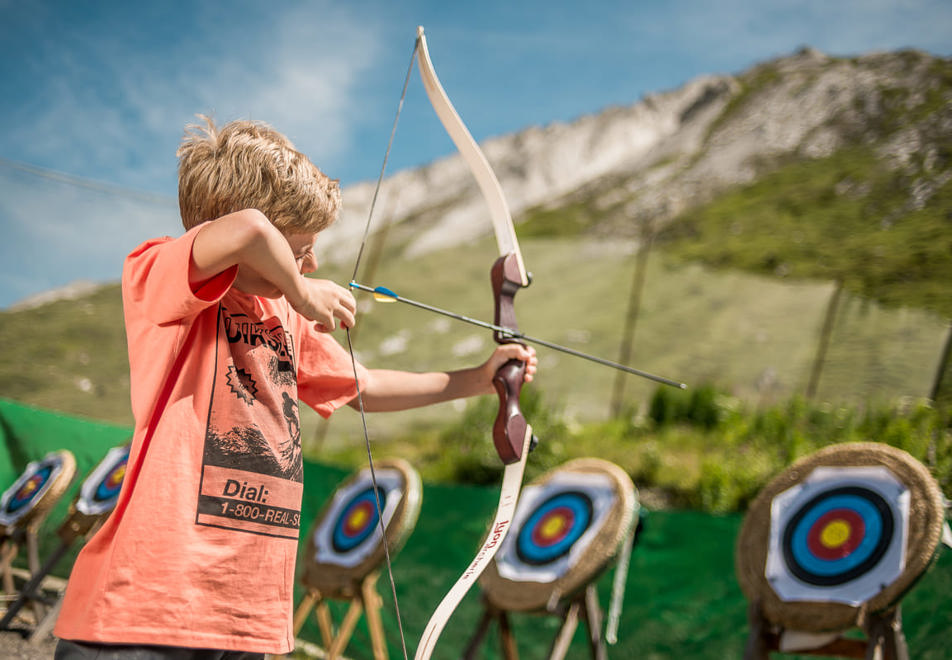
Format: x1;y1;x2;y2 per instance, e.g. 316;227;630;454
351;344;537;412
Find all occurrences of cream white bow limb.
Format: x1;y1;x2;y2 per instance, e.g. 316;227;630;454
413;25;534;660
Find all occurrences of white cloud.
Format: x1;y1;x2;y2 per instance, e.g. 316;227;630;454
3;3;381;189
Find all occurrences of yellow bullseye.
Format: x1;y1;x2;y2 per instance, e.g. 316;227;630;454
348;508;369;528
820;519;851;548
539;516;567;540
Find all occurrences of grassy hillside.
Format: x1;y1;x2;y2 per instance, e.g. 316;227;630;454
0;284;129;421
0;232;947;447
660;146;952;318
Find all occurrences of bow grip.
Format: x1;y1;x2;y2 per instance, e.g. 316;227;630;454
490;253;531;464
492;358;528;464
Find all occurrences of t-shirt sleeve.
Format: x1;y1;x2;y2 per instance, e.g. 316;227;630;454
296;325;369;419
123;225;238;325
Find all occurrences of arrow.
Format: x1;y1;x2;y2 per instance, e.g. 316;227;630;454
349;281;687;390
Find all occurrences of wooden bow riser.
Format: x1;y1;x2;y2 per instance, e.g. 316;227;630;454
491;254;531;465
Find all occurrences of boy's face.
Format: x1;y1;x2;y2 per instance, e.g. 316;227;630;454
285;232;319;275
234;231;319;299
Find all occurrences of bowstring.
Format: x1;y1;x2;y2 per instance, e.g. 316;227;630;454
350;38;419;284
343;36;420;660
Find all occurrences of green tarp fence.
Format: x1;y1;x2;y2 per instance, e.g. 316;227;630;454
1;398;949;658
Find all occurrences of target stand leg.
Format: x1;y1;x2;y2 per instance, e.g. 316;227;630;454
1;509;105;638
292;573;388;660
461;600;518;660
743;600;771;660
24;525;45;626
744;599;908;659
863;607;908;660
580;583;607;660
360;573;388;660
548;599;581;660
548;585;606;660
0;532;23;596
0;526;52;628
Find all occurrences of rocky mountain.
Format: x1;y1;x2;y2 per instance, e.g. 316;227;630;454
319;46;950;265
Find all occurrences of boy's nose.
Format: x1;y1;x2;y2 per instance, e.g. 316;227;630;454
299;252;318;274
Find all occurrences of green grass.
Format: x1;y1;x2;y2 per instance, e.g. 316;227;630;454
0;285;131;422
659;146;952;318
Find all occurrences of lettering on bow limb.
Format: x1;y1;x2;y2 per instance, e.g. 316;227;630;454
491;253;531;464
462;520;510;580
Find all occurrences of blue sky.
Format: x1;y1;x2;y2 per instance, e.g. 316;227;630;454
1;0;950;308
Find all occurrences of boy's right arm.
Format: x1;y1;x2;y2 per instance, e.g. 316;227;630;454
189;209;355;331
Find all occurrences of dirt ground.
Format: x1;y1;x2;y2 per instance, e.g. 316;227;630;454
0;628;58;659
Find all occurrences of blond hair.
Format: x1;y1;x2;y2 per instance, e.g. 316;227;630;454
176;115;340;233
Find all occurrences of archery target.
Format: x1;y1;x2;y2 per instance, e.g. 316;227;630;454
481;458;637;613
516;490;593;565
76;445;130;516
766;466;908;605
496;471;618;584
736;442;945;632
0;451;73;528
312;467;406;568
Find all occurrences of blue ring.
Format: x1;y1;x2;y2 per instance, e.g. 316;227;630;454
516;491;593;565
331;487;384;553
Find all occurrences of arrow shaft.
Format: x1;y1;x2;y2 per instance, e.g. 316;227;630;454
349;281;686;389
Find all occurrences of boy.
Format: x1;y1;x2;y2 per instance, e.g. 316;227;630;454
53;117;536;659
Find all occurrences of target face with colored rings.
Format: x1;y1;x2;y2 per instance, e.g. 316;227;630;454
331;486;385;553
0;453;67;526
516;491;593;565
95;461;126;501
765;465;909;605
77;445;130;516
7;466;53;514
782;486;894;586
312;468;406;569
495;471;617;584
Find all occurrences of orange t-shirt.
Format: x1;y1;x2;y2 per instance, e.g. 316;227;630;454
55;226;368;653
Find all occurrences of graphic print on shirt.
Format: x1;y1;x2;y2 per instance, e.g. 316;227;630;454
196;304;303;539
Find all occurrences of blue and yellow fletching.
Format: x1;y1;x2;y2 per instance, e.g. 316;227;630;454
373;286;399;303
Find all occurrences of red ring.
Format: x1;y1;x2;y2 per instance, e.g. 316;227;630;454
806;508;865;560
530;506;575;547
342;500;375;537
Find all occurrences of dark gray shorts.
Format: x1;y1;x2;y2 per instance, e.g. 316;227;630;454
54;639;265;660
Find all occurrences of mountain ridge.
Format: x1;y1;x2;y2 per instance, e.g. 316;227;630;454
320;46;950;269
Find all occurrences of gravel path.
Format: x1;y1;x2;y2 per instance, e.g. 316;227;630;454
0;628;58;659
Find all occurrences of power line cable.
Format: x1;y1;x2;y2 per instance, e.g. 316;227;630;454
0;156;175;207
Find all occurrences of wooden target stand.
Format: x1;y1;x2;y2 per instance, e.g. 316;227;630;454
735;442;946;660
0;444;129;642
0;450;77;640
463;458;639;660
290;459;421;660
